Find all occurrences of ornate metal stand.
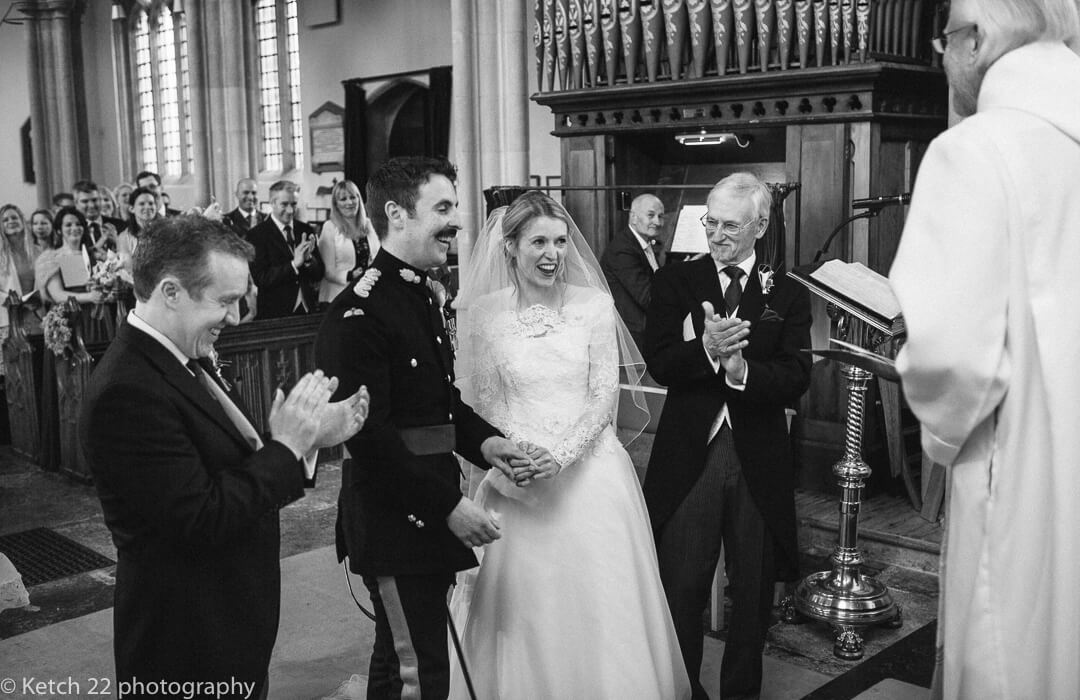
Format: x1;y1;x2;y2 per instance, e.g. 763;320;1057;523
784;306;903;659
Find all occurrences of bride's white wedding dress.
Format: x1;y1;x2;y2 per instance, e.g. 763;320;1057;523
449;286;690;700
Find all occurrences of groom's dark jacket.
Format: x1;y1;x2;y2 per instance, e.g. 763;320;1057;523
315;249;501;576
80;321;308;694
643;256;811;577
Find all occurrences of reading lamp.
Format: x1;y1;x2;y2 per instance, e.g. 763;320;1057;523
674;131;752;148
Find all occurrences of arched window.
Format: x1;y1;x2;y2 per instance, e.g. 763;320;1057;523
130;2;192;177
255;0;303;173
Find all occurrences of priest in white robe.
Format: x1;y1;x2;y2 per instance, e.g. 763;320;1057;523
889;1;1080;698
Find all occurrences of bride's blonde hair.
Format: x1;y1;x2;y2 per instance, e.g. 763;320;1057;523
500;191;575;277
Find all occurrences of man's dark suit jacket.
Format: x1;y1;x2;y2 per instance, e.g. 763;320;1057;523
224;207;266;238
601;228;659;345
79;322;307;693
314;250;501;576
248;217;324;319
80;215;128;254
643;256;812;577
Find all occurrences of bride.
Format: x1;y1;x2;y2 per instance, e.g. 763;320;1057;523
449;191;690;699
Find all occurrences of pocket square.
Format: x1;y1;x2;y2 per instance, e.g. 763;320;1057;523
759;306;783;322
682;312;696;341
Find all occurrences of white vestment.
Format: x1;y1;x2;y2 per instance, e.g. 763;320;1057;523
890;42;1080;700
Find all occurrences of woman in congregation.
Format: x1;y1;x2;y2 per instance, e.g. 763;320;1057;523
117;186;159;270
448;191;690;699
34;207;105;307
0;206;27;345
99;187;119;220
1;204;36;299
112;182;134;222
317;179;379;308
29;209;57;263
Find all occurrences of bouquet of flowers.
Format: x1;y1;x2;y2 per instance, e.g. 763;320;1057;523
88;250;132;319
42;304;73;357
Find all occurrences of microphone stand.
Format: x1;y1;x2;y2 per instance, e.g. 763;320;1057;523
812;209;881;263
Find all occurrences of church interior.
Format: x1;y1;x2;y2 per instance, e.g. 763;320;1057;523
0;0;952;697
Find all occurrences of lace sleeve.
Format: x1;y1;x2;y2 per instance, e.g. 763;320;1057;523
550;295;619;468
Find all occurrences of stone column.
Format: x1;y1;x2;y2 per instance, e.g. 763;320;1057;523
23;0;88;206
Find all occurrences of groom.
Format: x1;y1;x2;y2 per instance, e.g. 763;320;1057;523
643;172;811;699
315;156;533;699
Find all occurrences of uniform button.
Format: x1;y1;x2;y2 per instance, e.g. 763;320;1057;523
410;358;418;368
428;298;433;305
448;412;454;421
436;337;443;344
446;375;451;382
416;520;425;528
407;514;416;523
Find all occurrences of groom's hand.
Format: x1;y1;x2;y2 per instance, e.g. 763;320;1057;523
480;436;533;482
514;442;562;486
446;496;501;547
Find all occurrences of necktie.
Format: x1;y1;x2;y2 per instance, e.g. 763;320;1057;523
643;242;659;272
247;213;255;230
91;223;101;244
723;266;744;316
187;360;263;451
284;224;294;248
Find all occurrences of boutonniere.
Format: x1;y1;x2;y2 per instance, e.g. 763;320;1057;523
353;268;381;298
757;264;783;322
207;348;233;392
399;268;421;284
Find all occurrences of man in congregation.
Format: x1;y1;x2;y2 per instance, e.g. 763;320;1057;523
644;172;811;700
74;179;126;258
248;180;323;319
601;193;665;349
889;2;1080;697
315;156;532;699
80;215;369;700
224;178;265;236
136;170;182;217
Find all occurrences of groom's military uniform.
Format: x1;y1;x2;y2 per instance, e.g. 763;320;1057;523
315;248;501;699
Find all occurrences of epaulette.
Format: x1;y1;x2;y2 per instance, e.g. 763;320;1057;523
353;268;381;298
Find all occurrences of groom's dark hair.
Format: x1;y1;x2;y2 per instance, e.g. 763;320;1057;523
366;157;457;240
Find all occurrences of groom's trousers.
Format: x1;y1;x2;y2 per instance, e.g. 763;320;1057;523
363;572;455;700
657;425;776;700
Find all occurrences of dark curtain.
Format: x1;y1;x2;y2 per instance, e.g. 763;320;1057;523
344;81;368;193
757;183;794;271
425;66;453;158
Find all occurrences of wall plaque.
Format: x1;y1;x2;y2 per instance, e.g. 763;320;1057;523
309;101;345;174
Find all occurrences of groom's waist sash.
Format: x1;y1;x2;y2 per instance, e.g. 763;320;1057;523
400;424;456;455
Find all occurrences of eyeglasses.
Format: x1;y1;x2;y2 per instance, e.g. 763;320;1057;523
700;214;758;236
931;23;977;54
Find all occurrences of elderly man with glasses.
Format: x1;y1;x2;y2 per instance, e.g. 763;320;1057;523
890;1;1080;698
643;172;812;700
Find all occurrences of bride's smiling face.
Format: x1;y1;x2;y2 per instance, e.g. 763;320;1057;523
510;216;568;292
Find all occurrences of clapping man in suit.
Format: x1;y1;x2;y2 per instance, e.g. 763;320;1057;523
225;178;265;237
601;193;665;349
80;215;369;699
74;179;126;260
248;180;324;319
644;172;811;700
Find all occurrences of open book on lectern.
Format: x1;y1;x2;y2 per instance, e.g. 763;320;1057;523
788;259;905;336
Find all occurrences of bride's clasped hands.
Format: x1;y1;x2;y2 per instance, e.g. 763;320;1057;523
511;440;561;486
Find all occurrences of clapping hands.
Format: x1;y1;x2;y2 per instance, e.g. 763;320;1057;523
268;371;369;457
702;301;750;382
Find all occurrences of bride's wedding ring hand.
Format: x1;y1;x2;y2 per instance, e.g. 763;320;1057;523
513;442;561;486
446;496;501;548
481;436;533;482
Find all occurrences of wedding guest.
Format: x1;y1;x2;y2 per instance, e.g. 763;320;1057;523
890;1;1080;697
34;208;104;306
51;192;74;212
80;215;369;700
248;180;323;319
1;204;36;295
135;170;181;217
224;178;265;236
100;187;119;219
314;156;530;699
601;193;665;349
317;179;378;308
0;209;25;345
448;190;690;699
644;172;812;700
29;209;57;262
74;180;126;260
113;183;134;221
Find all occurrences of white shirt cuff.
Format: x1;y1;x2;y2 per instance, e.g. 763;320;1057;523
703;338;722;373
725;363;748;390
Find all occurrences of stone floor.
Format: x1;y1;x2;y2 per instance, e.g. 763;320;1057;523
0;445;936;699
